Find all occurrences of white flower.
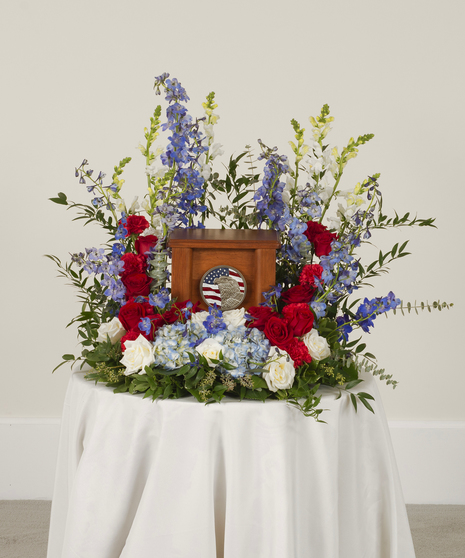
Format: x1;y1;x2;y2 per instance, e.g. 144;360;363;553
209;143;224;160
327;215;341;232
203;123;214;139
127;196;140;213
120;334;155;375
115;199;127;212
301;329;331;361
222;307;246;329
263;346;295;392
97;318;126;345
190;311;209;327
97;317;126;344
196;338;224;367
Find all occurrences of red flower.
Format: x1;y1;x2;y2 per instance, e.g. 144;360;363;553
263;316;294;349
304;220;338;257
121;273;152;299
299;264;323;287
120;253;147;277
282;303;314;337
121;330;141;351
281;284;316;304
118;298;156;332
285;338;312;367
161;300;193;325
125;215;150;236
135;234;158;257
246;306;277;331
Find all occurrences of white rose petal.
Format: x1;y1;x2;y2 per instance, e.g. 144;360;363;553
301;329;331;361
120;334;155;375
222;307;246;329
97;317;126;345
190;311;209;327
263;346;295;392
196;338;224;367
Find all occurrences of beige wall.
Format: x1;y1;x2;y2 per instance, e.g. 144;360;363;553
1;0;463;420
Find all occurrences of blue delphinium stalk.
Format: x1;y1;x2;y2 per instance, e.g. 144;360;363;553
254;141;290;232
79;247;126;303
152;74;209;234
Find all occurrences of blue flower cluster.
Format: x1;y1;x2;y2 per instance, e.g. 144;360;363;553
254;141;290;232
149;312;270;378
203;305;227;335
337;291;400;338
152;73;209;233
78;247;126;303
298;188;322;220
318;237;359;303
152;322;194;370
215;326;270;378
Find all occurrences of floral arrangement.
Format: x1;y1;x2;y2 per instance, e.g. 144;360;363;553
48;73;451;420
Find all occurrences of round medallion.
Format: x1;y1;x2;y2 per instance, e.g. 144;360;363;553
200;266;247;310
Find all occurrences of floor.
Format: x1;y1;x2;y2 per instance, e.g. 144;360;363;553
0;501;464;557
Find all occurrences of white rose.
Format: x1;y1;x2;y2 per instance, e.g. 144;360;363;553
195;338;224;367
222;307;246;329
97;317;126;344
301;329;331;361
263;347;295;392
190;311;209;327
120;334;155;375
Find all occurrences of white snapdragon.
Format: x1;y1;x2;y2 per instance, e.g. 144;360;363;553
120;335;155;375
263;346;295;392
97;317;126;344
209;143;224;160
128;196;140;213
301;329;331;361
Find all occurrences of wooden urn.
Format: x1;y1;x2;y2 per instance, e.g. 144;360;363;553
168;229;281;310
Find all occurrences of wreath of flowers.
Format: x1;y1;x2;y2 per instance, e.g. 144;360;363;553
48;73;451;420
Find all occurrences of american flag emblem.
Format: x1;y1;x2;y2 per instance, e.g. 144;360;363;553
201;266;246;308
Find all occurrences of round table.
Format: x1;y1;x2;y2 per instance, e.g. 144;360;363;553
47;371;415;558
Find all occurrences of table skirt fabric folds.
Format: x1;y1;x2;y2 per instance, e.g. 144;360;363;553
47;372;415;558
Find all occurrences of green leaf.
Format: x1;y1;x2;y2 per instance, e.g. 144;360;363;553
346;379;363;390
49;192;68;205
358;394;375;413
62;354;75;361
350;393;358;411
357;391;375;401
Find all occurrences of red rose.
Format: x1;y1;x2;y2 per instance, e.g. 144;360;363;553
246;306;277;331
299;264;323;287
135;234;158;257
122;273;152;299
304;220;338;257
125;215;150;236
282;303;315;337
118;299;156;332
120;253;147;277
281;284;316;304
263;316;294;349
161;300;192;325
121;330;141;351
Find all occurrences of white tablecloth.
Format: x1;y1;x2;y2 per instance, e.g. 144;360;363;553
47;371;415;558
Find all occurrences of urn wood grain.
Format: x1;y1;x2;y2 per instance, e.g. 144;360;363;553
168;229;280;310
